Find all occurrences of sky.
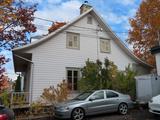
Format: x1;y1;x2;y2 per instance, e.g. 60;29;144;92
2;0;142;80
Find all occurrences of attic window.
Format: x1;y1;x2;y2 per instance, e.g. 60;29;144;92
66;32;80;49
87;16;92;24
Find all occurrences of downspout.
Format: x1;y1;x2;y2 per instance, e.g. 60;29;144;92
14;54;34;103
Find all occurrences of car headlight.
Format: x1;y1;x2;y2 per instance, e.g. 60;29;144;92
59;106;69;111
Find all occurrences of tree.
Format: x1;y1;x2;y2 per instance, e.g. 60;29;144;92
128;0;160;65
78;59;118;91
0;0;37;88
0;0;37;49
0;55;10;93
15;75;21;92
48;22;66;33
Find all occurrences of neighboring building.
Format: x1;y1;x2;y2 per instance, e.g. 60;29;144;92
12;3;152;102
151;46;160;76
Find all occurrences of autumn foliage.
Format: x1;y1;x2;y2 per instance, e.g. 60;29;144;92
0;75;9;93
0;0;37;93
0;0;37;49
0;55;10;93
128;0;160;65
48;22;66;33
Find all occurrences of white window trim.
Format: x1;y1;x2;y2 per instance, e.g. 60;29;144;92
66;67;81;91
66;32;80;50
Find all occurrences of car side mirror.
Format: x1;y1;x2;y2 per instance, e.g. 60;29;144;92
89;97;96;101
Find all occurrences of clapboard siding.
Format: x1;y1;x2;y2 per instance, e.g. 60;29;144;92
21;14;144;101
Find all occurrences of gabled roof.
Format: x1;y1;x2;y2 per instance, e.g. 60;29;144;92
13;8;152;68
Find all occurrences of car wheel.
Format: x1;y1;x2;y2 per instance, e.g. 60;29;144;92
118;103;128;115
71;108;85;120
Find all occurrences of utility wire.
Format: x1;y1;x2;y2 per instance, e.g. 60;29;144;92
34;17;54;23
33;16;129;34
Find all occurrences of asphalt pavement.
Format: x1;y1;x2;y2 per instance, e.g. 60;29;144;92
85;108;160;120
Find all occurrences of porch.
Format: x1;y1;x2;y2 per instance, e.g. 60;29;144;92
11;92;30;108
12;52;33;106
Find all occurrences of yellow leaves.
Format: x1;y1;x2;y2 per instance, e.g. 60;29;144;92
0;0;13;6
128;0;160;65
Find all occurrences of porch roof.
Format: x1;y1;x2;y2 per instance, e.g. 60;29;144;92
13;52;32;72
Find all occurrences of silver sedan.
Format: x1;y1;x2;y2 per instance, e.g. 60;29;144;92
54;89;133;120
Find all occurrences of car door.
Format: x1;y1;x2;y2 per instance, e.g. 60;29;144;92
86;90;106;115
103;90;120;112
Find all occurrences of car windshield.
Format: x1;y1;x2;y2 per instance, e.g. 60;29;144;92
73;91;94;100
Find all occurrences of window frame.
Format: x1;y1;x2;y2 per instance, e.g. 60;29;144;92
66;67;81;91
100;38;111;53
66;32;80;50
89;90;105;100
87;16;93;24
106;90;119;98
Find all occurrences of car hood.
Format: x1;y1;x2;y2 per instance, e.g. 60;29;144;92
56;100;85;107
152;95;160;103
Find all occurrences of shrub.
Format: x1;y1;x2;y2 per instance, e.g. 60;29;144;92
41;80;70;105
78;58;118;91
78;59;137;99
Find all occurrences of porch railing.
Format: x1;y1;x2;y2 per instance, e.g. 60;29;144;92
11;92;30;107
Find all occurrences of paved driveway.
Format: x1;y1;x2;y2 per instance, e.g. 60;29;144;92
85;109;160;120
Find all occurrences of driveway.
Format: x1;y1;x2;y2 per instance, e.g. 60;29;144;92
85;108;160;120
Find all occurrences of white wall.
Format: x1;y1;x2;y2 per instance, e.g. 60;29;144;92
155;53;160;76
24;14;143;101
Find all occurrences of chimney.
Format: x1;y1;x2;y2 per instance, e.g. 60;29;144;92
80;1;92;14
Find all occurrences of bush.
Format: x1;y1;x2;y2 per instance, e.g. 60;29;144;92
0;91;10;107
113;65;137;99
78;58;118;91
78;59;137;99
41;80;70;105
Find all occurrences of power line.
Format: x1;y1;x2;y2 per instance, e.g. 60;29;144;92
34;17;54;23
33;16;129;33
35;25;129;34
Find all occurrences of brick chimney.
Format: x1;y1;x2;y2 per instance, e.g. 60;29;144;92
80;1;92;14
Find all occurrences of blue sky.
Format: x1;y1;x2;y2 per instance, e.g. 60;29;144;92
2;0;142;80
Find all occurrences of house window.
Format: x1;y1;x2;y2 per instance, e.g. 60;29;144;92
100;38;111;53
66;32;80;49
87;16;92;24
66;68;80;91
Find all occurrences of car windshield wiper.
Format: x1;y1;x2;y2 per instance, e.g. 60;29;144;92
73;98;82;100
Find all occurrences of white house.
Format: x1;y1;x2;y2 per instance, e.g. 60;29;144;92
12;3;152;102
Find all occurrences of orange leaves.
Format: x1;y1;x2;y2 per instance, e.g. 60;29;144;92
0;75;10;93
128;0;160;65
0;0;37;49
48;22;66;33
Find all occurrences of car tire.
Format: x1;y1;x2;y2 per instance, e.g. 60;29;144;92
118;103;128;115
71;108;85;120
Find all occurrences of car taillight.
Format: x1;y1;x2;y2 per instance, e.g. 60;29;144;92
0;114;8;120
128;95;131;100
